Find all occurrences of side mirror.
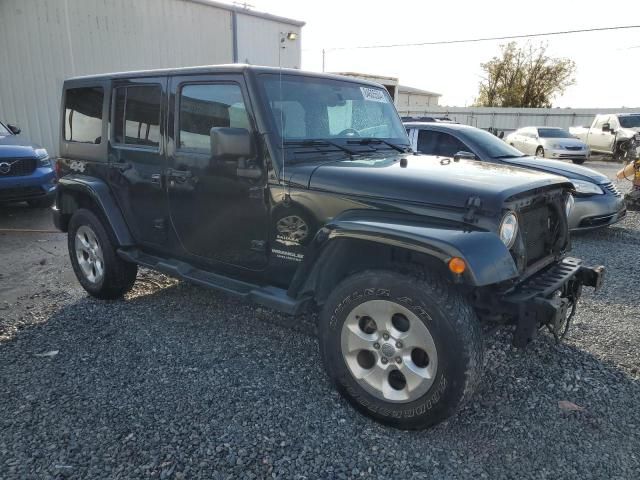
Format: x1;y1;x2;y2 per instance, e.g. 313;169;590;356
453;151;477;161
7;123;21;135
602;123;610;132
209;127;260;179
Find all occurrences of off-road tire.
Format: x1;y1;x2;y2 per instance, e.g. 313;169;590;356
319;269;483;430
68;208;137;299
571;159;586;165
535;146;545;158
27;196;54;208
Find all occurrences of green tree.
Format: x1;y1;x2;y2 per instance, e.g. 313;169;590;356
475;42;576;108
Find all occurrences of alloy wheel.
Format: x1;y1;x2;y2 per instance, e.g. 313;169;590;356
75;225;105;284
340;299;438;403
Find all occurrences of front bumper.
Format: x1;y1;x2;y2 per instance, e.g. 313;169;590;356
569;192;627;231
0;167;56;202
545;148;590;161
502;257;604;347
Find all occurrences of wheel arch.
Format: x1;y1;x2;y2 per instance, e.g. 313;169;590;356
55;174;134;247
288;211;519;305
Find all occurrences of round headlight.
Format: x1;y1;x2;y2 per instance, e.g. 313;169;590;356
499;211;518;248
565;194;574;218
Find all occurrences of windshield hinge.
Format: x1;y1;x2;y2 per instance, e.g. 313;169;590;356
464;196;482;223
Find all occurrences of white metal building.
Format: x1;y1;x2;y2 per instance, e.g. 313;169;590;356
397;85;441;111
397;106;640;134
0;0;304;155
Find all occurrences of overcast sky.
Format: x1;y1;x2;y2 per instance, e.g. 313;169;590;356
247;0;640;108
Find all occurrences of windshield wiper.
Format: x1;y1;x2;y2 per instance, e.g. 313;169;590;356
284;139;358;156
348;138;409;153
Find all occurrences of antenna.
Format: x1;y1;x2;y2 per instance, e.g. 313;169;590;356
278;31;298;201
278;32;286;199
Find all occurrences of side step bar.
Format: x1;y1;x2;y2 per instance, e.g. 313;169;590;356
117;248;308;315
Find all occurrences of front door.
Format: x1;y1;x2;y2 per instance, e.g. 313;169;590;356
166;74;269;271
591;116;611;152
108;77;169;248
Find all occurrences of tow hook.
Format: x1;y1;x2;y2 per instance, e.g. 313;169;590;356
576;265;605;290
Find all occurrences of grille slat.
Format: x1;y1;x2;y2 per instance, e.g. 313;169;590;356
0;157;37;177
601;181;622;198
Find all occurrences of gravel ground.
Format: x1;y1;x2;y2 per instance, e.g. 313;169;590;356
1;162;639;479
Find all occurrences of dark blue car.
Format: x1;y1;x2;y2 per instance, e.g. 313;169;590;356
0;121;56;207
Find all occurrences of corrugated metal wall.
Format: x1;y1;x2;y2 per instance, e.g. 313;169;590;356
0;0;301;156
235;13;301;69
398;106;640;133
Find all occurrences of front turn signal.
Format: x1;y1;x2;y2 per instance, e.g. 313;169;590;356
448;257;466;275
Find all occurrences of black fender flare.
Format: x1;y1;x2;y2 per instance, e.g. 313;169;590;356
56;174;135;246
288;210;519;298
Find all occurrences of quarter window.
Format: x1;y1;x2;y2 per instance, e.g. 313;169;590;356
113;85;161;147
64;87;104;144
178;83;250;152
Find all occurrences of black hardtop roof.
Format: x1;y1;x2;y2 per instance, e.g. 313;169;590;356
63;65;385;88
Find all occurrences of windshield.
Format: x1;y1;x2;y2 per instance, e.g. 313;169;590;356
260;74;408;143
463;127;525;158
619;115;640;128
538;128;572;138
0;122;10;136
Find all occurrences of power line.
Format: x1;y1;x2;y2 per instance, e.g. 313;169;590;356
322;25;640;51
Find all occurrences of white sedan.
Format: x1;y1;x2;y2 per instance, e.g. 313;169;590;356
505;127;590;164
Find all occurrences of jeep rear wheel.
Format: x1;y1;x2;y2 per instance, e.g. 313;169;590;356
319;270;483;430
68;208;137;299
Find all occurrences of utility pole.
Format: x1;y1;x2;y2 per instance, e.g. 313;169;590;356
322;49;325;72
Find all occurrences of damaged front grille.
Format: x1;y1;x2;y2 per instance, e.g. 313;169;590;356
517;198;566;268
520;204;552;266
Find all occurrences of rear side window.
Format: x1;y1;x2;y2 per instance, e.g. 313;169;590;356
64;87;104;144
178;83;250;152
113;85;161;147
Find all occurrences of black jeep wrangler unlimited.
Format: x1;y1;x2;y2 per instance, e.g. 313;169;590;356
54;65;603;429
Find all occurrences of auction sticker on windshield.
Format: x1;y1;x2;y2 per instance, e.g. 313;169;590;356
360;87;387;103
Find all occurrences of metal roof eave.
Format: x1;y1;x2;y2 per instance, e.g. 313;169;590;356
186;0;305;27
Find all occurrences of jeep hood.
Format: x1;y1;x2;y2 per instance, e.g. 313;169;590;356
504;156;609;183
289;154;569;211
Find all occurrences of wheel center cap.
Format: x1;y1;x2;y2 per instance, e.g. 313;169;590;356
381;343;396;358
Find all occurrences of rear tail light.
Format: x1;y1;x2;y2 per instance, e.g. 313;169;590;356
54;159;62;179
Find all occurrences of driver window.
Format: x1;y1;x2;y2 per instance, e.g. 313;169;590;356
433;133;468;157
178;83;251;153
417;129;438;154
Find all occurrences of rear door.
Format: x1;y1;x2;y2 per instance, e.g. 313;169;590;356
108;77;170;249
166;73;269;271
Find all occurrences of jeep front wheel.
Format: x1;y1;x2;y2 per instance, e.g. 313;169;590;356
68;208;137;299
319;270;483;429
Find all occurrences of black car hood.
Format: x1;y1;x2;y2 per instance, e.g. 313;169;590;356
504;156;608;183
289;154;569;211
